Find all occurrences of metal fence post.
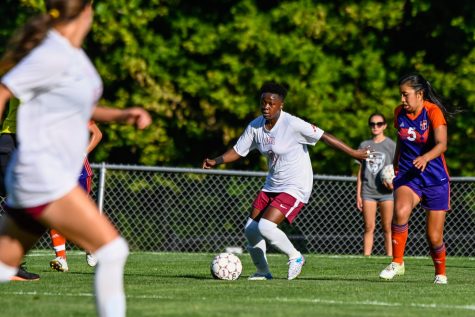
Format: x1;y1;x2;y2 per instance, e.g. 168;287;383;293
97;162;107;214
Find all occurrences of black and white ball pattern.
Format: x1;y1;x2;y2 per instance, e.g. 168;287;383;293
210;252;242;280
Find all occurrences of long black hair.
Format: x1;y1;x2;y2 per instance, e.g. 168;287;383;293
398;73;458;119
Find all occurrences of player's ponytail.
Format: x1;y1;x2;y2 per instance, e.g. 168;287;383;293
0;13;53;74
398;73;459;119
0;0;91;74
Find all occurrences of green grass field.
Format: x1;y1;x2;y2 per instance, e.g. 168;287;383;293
0;251;474;317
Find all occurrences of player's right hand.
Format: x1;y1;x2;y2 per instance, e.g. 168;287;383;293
202;158;215;169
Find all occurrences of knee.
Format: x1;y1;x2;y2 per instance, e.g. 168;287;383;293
393;206;411;224
257;218;277;238
427;231;443;246
95;237;129;264
364;222;375;233
382;225;392;235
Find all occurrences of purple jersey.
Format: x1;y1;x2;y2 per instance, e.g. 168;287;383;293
393;101;449;187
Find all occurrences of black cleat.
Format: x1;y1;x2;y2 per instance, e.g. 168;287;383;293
11;262;40;281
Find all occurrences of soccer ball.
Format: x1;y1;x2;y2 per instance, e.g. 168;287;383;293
380;164;395;184
210;252;242;280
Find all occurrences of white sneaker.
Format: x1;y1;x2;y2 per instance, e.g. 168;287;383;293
50;257;69;272
434;274;447;284
379;262;404;280
248;272;273;280
287;255;305;280
86;252;98;267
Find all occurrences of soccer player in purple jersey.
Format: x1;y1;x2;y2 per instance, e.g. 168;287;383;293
379;73;457;284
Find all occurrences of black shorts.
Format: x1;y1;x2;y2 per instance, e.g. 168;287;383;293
0;133;17;196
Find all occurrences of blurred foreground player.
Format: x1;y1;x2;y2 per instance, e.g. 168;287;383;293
0;98;39;281
0;1;151;316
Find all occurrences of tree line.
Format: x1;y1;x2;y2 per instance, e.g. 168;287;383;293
2;0;474;175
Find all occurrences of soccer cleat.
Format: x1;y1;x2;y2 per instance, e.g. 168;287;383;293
50;256;69;272
287;255;305;280
434;274;448;284
379;262;405;280
248;272;273;280
86;252;98;267
10;263;40;281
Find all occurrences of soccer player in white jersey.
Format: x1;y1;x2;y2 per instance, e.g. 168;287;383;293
0;1;151;316
203;83;369;280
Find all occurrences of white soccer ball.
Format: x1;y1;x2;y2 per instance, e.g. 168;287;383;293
210;252;242;280
380;164;395;184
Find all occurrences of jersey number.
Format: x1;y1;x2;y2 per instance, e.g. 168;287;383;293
407;127;417;141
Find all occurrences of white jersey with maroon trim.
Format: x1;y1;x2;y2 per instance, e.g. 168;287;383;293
234;111;324;203
1;30;102;207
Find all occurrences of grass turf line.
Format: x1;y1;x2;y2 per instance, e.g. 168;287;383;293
0;252;474;317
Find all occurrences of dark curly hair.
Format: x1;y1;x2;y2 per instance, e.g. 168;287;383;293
259;82;288;100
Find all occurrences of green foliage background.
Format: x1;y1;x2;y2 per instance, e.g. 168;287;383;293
2;0;474;175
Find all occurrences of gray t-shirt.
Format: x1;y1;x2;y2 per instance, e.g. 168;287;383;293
358;137;396;196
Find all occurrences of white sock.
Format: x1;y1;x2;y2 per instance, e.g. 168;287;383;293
258;218;301;259
0;261;17;282
94;237;129;317
244;218;270;274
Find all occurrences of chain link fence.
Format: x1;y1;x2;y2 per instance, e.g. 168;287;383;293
1;164;474;256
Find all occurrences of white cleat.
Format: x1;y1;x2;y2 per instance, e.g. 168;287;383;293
50;257;69;272
434;274;447;284
86;252;98;267
287;255;305;280
379;262;404;280
248;272;273;280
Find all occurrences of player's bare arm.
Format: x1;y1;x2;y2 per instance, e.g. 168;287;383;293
92;106;152;129
321;132;369;161
86;121;103;154
413;125;447;172
0;84;13;120
202;148;242;169
356;165;363;212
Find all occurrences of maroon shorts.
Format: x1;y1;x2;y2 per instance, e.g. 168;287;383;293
252;191;305;223
3;203;49;235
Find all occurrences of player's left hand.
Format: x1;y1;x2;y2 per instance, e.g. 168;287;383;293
122;108;152;129
383;180;394;190
413;155;428;172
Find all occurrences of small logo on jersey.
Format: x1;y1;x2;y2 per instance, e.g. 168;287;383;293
420;120;428;130
279;204;288;210
263;136;275;145
400;122;405;127
311;124;318;132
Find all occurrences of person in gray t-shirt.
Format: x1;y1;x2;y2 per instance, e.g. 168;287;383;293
356;113;396;256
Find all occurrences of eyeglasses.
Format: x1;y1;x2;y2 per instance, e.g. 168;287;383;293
369;122;385;128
